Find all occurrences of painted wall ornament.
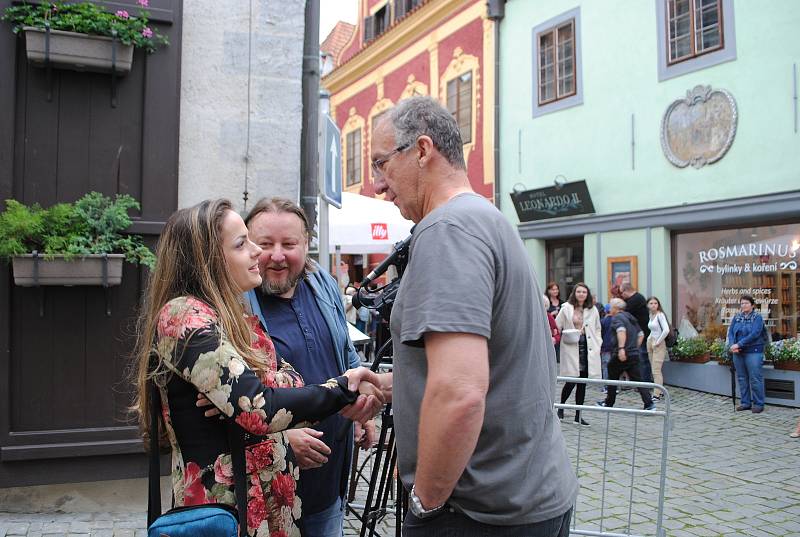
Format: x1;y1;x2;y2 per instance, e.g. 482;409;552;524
660;85;737;169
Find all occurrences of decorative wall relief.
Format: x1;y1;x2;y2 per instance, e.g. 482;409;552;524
660;85;737;169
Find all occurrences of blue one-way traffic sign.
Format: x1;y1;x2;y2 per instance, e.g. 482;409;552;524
321;114;342;208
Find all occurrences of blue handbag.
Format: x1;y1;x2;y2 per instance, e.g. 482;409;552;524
148;504;239;537
146;379;249;537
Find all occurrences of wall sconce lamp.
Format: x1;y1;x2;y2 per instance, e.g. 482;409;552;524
511;183;526;194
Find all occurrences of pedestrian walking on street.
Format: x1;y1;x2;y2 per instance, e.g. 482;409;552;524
546;282;563;363
597;298;655;410
369;96;577;536
599;306;614;394
546;281;564;315
728;294;767;413
555;283;602;426
646;296;670;401
620;283;654;385
132;199;383;537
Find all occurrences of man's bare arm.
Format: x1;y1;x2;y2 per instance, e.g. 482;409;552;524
413;332;489;509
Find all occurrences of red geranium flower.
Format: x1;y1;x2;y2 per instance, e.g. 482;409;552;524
270;472;296;508
236;411;270;436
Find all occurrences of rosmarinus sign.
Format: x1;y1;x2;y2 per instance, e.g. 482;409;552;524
510;180;595;222
675;224;800;340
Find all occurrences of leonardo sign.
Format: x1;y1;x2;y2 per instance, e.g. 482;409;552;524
510;180;595;222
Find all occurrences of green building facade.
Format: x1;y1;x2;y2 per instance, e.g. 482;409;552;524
499;0;800;404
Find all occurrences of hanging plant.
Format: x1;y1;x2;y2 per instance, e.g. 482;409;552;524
2;1;168;52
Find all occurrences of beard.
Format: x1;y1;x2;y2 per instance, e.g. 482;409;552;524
261;266;305;297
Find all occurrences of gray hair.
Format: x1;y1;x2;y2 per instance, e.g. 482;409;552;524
389;96;466;170
609;298;627;311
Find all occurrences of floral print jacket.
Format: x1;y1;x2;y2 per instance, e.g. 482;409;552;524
155;296;357;536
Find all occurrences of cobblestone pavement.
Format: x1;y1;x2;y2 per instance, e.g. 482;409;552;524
2;385;799;536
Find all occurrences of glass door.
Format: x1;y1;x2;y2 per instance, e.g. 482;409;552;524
546;238;584;300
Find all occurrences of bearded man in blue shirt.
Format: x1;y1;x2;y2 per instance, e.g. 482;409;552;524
244;197;377;536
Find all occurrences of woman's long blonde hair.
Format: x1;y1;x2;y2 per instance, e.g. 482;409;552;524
132;199;266;441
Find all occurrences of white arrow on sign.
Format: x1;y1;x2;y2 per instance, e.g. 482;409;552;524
329;138;338;194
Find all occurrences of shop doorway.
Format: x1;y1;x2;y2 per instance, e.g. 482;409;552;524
546;238;584;300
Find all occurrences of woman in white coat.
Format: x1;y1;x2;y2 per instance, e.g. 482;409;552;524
555;282;602;426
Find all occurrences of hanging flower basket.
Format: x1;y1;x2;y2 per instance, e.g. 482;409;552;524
23;27;134;74
12;253;124;286
2;1;168;75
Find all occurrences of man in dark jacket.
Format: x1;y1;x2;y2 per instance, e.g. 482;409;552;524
598;298;655;410
620;282;653;383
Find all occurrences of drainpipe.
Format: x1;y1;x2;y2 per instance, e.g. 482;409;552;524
300;0;320;239
487;0;505;210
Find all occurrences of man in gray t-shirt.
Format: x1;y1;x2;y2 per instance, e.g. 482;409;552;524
370;96;577;535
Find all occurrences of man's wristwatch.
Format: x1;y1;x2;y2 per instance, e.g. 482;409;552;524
409;484;446;519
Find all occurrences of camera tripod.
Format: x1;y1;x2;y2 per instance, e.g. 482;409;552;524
346;338;406;537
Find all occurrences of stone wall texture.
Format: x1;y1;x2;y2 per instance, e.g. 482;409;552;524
178;0;306;211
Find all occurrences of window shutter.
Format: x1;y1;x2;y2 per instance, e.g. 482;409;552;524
382;6;391;30
363;15;375;43
394;0;406;20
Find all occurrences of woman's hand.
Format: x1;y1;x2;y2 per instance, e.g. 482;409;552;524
340;367;386;423
730;343;740;354
197;392;221;417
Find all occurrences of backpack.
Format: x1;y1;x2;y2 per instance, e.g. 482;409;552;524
662;313;677;348
665;327;678;348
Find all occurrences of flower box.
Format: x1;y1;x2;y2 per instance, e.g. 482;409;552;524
12;254;124;286
675;353;711;364
774;361;800;372
23;27;134;74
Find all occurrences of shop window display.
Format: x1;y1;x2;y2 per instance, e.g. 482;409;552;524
674;224;800;340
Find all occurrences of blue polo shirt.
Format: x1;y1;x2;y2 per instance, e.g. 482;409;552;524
257;280;349;515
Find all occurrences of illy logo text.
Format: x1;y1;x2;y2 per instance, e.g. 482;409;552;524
371;223;388;240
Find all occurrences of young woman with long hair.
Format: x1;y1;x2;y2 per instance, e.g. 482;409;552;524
555;283;602;426
132;199;380;536
646;296;669;401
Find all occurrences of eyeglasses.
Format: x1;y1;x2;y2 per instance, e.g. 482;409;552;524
370;142;411;177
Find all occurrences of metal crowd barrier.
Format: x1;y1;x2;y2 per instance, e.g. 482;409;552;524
556;377;671;537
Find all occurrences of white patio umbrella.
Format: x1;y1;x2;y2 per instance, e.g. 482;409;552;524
328;192;413;254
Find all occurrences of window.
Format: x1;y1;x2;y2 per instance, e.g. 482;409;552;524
537;20;575;105
371;111;388;136
531;7;582;118
393;0;421;20
656;0;735;81
667;0;723;64
346;129;361;187
673;224;800;340
546;238;584;300
364;4;392;44
447;72;472;144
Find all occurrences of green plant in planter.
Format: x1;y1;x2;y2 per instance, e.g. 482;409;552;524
2;1;168;53
672;336;710;360
0;192;155;268
771;339;800;364
709;338;728;361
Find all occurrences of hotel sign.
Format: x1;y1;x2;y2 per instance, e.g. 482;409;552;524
510;180;595;222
